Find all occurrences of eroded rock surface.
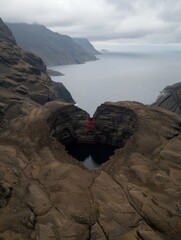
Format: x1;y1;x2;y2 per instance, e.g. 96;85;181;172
48;103;137;147
0;99;180;240
153;82;181;114
0;19;181;240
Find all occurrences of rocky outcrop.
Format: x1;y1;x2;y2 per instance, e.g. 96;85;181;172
7;22;97;66
153;82;181;114
48;103;137;146
0;99;181;240
0;19;181;240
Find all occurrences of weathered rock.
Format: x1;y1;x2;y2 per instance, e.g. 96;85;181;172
0;181;12;208
28;185;50;216
1;100;181;240
48;103;137;147
31;223;56;240
22;210;35;229
153;82;181;114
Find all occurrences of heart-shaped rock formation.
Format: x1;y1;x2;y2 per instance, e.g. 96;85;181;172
47;103;138;168
48;103;137;147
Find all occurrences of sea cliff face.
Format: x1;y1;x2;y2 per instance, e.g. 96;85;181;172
0;18;74;108
0;19;181;240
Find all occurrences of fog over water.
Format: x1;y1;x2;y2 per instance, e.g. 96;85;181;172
51;51;181;116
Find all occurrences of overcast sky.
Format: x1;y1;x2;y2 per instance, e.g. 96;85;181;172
1;0;181;50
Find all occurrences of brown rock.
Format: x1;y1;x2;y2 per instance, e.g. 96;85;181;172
28;185;50;216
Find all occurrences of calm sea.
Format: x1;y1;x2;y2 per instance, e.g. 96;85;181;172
51;51;181;116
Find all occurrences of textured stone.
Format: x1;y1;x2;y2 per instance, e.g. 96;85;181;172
0;181;12;208
28;185;50;216
153;82;181;114
47;103;137;147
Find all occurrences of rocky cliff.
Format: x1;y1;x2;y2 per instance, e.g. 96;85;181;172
153;82;181;114
0;18;16;45
0;19;181;240
0;18;74;109
7;23;97;66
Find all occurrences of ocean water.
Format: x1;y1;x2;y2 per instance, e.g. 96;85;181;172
51;51;181;116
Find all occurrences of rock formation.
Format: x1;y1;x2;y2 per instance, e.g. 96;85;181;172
7;23;97;66
0;19;181;240
153;82;181;114
48;103;137;146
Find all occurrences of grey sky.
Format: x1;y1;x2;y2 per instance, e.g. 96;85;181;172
1;0;181;49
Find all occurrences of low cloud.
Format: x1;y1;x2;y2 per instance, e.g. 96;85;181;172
1;0;181;47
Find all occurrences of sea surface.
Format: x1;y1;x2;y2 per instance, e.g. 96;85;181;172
51;50;181;116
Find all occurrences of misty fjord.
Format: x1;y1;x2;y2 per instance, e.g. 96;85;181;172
1;0;181;239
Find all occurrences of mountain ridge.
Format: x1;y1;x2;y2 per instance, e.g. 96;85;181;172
7;22;97;66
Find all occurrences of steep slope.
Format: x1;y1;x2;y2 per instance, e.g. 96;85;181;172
0;18;74;114
73;37;100;55
153;82;181;114
7;23;97;66
0;18;16;45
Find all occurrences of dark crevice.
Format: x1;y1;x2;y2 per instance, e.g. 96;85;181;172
97;220;109;240
47;104;137;169
65;142;118;169
88;226;92;240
